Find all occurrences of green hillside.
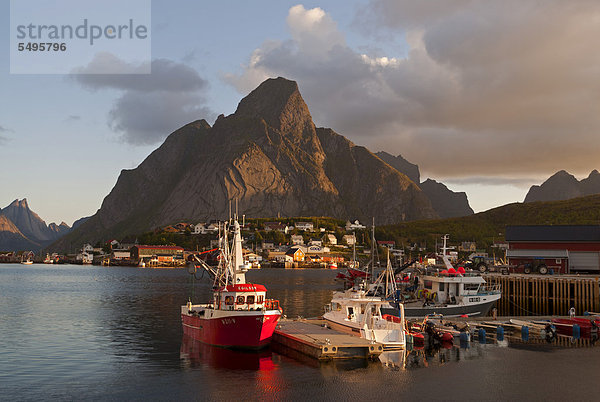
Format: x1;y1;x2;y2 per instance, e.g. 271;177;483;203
377;194;600;252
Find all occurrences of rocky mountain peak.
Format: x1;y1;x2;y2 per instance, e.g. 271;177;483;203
524;169;600;203
235;77;312;133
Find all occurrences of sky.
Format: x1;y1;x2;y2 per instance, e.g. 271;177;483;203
1;0;599;226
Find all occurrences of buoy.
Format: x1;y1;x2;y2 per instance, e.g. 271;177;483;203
478;328;486;344
457;267;466;274
496;326;505;342
521;325;529;341
459;331;470;349
572;324;581;340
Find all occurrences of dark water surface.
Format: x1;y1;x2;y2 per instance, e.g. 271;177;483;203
1;264;599;401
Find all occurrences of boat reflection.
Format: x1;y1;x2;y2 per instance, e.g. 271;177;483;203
380;343;485;370
180;335;275;371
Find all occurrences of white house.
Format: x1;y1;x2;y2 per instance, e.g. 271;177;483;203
77;243;94;264
322;233;337;245
308;238;322;247
345;220;366;231
194;222;219;234
342;234;356;246
295;222;314;231
290;234;304;245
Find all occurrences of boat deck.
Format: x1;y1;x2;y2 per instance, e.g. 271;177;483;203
272;319;384;361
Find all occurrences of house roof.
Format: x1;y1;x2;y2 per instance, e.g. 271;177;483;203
505;225;600;242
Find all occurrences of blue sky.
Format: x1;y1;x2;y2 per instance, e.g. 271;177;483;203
2;0;599;225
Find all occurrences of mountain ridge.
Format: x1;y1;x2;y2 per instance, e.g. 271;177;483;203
524;169;600;202
51;77;439;251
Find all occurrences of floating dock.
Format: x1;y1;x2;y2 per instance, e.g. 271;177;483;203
272;319;384;361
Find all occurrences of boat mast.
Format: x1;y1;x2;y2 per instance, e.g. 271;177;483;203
370;217;375;281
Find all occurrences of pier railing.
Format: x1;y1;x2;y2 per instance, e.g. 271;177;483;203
483;274;600;316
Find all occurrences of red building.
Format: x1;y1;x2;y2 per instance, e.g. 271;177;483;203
506;225;600;274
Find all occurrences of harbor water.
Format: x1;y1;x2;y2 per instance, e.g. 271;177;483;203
1;264;599;401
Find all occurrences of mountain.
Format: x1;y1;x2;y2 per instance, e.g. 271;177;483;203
524;170;600;203
52;77;439;250
0;214;40;251
2;199;57;243
376;151;420;184
375;151;473;218
418;179;474;218
0;199;74;251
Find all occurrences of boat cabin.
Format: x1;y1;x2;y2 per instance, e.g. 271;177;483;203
328;296;384;321
419;274;486;305
213;283;279;311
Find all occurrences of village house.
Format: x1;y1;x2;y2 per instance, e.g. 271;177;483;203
308;238;322;247
345;220;366;231
193;222;219;235
294;222;314;231
459;242;477;252
290;234;304;245
378;240;396;248
263;222;288;232
342;234;356;246
322;233;337;245
286;246;305;262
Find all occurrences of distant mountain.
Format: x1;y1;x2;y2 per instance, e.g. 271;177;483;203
0;214;40;251
419;179;474;218
52;77;439;250
375;151;473;218
524;170;600;202
0;199;75;251
376;152;420;184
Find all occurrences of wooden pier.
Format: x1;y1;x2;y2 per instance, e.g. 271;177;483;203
272;319;384;361
484;274;600;316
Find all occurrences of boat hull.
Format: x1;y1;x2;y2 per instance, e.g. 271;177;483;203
181;310;281;349
382;298;498;318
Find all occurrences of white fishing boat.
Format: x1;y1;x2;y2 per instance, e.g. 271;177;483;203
324;247;406;349
384;235;502;318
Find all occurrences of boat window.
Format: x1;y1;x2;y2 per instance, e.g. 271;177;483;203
236;295;245;304
371;305;378;316
464;284;480;291
333;303;341;311
439;282;445;292
247;295;255;304
360;304;365;314
424;280;433;289
348;307;354;316
225;296;234;305
257;295;264;304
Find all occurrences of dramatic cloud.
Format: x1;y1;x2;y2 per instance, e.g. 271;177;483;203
73;53;214;145
225;2;600;180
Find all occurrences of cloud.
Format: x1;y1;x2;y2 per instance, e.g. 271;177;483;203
0;125;13;145
72;53;214;145
65;115;81;122
225;2;600;179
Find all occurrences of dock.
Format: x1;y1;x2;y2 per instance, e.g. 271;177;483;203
272;319;384;361
484;273;600;316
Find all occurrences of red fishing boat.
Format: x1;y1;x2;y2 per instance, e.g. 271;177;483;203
551;317;599;338
181;217;282;349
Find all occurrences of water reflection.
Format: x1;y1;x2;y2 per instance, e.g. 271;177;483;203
380;344;486;370
180;335;275;371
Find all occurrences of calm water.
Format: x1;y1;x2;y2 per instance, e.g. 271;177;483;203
1;264;599;401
